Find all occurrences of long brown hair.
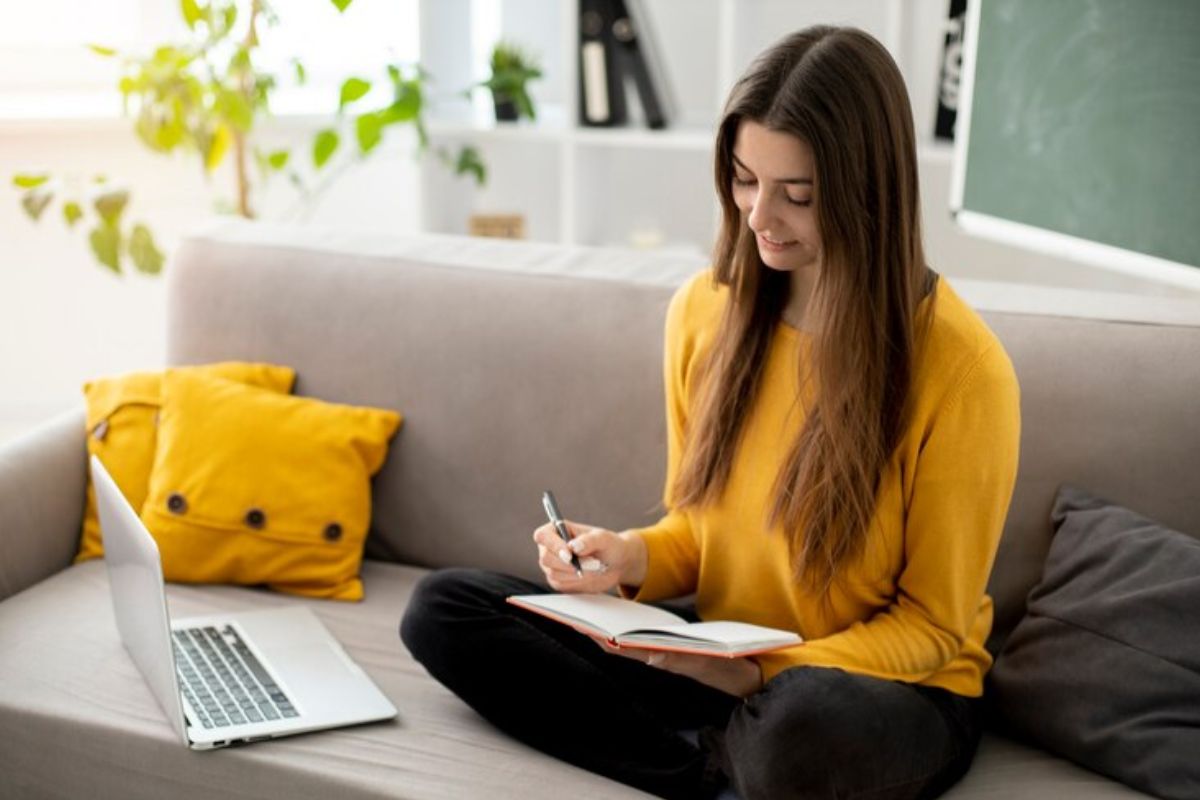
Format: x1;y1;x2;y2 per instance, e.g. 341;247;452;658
671;26;937;593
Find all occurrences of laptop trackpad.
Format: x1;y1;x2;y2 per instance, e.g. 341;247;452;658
270;642;392;722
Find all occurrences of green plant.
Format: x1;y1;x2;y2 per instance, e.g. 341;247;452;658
478;41;543;121
11;0;485;276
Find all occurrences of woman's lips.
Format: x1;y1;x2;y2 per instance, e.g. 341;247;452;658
758;233;797;252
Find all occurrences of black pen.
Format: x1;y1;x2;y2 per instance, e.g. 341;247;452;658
542;490;583;577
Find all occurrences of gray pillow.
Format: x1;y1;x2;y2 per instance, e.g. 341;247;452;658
988;484;1200;800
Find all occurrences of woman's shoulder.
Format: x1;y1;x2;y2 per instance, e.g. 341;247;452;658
919;277;1018;397
667;267;727;335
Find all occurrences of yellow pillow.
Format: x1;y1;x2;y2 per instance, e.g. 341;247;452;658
140;370;402;601
78;362;296;563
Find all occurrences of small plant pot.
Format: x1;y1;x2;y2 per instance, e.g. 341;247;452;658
493;96;519;122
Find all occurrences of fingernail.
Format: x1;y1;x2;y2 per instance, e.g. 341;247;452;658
559;550;571;564
580;557;604;573
569;539;583;553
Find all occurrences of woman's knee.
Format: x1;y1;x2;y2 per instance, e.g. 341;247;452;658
399;567;495;660
723;667;883;800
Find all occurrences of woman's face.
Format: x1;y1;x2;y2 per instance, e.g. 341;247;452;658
730;120;822;273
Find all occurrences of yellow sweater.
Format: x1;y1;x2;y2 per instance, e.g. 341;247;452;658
629;270;1020;697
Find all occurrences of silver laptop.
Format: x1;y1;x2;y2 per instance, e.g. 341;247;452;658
90;455;397;750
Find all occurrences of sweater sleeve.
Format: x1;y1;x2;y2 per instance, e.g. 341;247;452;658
623;277;704;602
756;345;1021;688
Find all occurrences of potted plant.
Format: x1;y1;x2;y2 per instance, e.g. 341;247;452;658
481;41;542;122
10;0;485;276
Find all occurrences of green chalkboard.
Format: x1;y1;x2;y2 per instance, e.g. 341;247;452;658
959;0;1200;270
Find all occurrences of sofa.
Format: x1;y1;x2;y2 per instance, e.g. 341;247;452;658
2;220;1197;799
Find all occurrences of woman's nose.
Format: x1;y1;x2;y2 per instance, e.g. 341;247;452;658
746;190;776;233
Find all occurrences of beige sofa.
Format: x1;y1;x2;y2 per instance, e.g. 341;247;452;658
2;221;1197;799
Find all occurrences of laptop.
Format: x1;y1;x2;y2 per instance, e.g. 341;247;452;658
90;454;397;750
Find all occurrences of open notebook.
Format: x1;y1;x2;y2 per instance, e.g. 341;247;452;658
507;593;802;658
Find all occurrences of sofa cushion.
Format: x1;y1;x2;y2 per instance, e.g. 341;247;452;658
0;559;647;799
0;558;1153;800
977;312;1200;654
142;370;401;601
78;362;296;562
987;485;1200;800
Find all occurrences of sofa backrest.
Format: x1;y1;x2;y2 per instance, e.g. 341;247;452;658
167;222;690;581
168;221;1200;653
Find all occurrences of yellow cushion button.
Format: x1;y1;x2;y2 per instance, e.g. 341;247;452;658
244;508;266;529
323;523;343;542
167;493;188;514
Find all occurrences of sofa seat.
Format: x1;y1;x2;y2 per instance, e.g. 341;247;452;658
0;558;1150;800
0;559;640;799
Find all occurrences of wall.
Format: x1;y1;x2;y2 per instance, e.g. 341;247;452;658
0;116;424;444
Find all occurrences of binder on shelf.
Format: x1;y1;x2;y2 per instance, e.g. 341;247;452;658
578;0;627;127
934;0;967;141
609;0;671;129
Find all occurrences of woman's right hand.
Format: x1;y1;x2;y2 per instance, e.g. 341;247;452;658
532;521;647;594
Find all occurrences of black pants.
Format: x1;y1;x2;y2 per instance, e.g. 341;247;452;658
400;568;983;800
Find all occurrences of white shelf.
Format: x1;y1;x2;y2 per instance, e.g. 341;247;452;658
571;126;713;152
417;0;962;253
426;117;570;144
427;118;713;152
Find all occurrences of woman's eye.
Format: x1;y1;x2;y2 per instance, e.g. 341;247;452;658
732;176;756;187
787;197;813;207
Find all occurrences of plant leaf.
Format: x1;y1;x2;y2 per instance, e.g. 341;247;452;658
135;106;186;153
455;146;487;186
215;87;253;131
205;123;232;171
313;129;339;168
267;149;289;170
515;89;536;121
356;113;384;155
93;188;129;226
63;201;83;227
338;77;371;111
13;173;49;189
89;224;122;274
330;0;352;11
129;224;165;275
21;191;53;221
292;59;307;85
180;0;202;29
383;80;421;124
221;3;237;37
88;44;117;57
228;46;252;75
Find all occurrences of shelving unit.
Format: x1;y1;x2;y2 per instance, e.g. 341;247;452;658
417;0;957;254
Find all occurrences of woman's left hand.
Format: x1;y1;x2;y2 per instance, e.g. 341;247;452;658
590;637;763;698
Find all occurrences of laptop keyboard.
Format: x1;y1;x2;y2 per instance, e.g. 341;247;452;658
172;625;299;729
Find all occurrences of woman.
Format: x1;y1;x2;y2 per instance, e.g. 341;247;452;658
402;25;1020;800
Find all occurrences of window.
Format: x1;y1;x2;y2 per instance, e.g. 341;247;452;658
257;0;419;114
0;0;418;119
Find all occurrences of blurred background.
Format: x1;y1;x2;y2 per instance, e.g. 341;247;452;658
3;0;1197;445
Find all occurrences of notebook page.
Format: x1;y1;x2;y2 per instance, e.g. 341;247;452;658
511;593;687;637
623;621;801;645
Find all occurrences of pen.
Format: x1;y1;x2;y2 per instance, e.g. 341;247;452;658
542;490;583;577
